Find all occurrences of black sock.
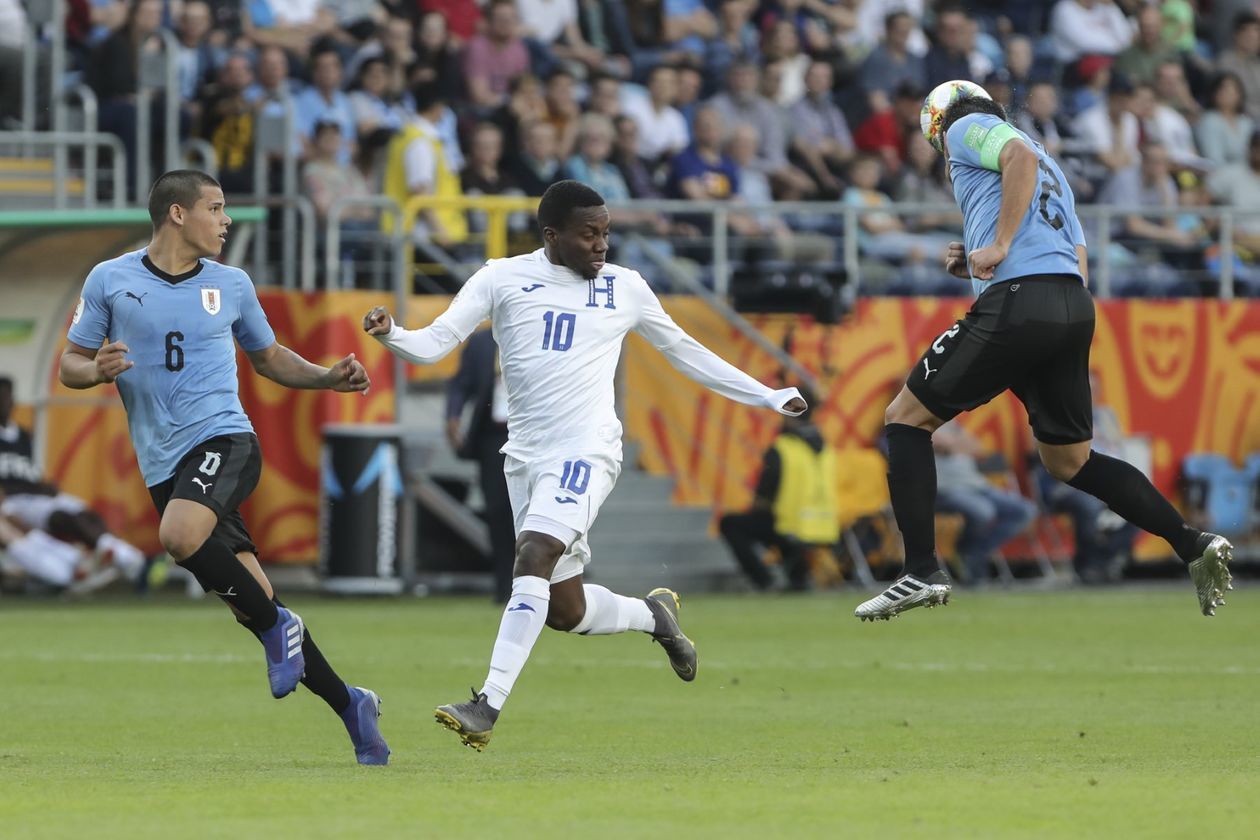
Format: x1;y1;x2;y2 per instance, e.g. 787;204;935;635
1067;450;1202;562
886;423;942;578
180;539;279;633
273;597;352;714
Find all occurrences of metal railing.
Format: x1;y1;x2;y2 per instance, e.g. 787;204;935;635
0;130;128;208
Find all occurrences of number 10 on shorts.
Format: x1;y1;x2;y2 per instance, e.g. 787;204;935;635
560;459;591;495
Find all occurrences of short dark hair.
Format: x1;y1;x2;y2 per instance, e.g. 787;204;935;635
939;95;1008;144
1235;11;1260;32
147;169;220;228
537;180;604;231
0;376;12;394
412;81;444;113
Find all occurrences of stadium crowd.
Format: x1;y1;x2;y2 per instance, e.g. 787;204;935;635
7;0;1260;293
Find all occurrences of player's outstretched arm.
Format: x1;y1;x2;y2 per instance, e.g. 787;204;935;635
59;341;132;389
245;343;370;392
636;291;806;416
362;265;494;365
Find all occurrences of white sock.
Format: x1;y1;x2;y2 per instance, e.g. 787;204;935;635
569;584;657;635
7;530;83;587
481;575;550;711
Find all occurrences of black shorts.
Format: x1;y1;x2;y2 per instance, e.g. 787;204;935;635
147;433;261;556
906;275;1095;445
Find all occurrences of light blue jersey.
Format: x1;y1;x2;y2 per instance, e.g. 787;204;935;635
67;250;276;486
945;112;1086;296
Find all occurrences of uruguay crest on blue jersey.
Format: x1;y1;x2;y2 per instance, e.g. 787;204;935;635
201;287;221;315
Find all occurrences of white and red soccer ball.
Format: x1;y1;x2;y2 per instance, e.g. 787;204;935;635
920;79;991;153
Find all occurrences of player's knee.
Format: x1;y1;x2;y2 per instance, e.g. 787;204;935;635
158;519;209;563
1043;449;1089;482
545;598;584;631
512;533;565;580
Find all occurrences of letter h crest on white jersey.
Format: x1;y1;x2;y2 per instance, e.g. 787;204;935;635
586;275;616;310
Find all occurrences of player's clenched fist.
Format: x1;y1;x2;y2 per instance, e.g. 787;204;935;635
944;241;969;279
325;353;370;392
363;306;393;336
95;341;134;383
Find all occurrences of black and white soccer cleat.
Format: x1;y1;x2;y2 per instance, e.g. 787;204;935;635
854;571;952;621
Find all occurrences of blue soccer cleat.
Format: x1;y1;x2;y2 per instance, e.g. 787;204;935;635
340;685;390;766
259;606;305;698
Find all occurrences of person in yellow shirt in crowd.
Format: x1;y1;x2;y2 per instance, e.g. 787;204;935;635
719;392;839;591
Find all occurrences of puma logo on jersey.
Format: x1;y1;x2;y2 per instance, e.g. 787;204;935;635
124;291;148;306
521;283;545;293
922;357;937;379
191;477;213;494
212;586;236;597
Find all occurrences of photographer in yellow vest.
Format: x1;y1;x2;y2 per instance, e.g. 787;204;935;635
719;392;840;591
382;81;469;249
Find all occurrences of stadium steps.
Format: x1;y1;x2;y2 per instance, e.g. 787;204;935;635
0;154;86;207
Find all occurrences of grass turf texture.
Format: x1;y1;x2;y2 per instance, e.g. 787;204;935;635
1;588;1257;839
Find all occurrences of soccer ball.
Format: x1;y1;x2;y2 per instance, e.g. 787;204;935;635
920;79;991;153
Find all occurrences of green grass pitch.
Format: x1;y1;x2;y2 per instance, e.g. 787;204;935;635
1;587;1257;838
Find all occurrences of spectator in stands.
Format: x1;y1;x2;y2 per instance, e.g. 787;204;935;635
564;113;631;199
528;0;611;75
0;0;30;127
1005;35;1034;113
411;13;463;103
1132;82;1202;170
572;0;638;80
198;51;256;194
1034;373;1136;583
761;20;809;105
1066;53;1113;117
326;0;380;49
293;46;356;164
175;1;216;107
854;81;922;176
705;0;760;88
1114;4;1177;85
303;120;373;224
624;63;691;164
1207;132;1260;263
1198;72;1255;169
895;134;962;234
1049;0;1133;65
728;124;835;262
923;7;972;87
933;421;1037;585
1217;12;1260;121
245;44;300;105
675;64;704;128
859;10;927;113
462;0;530;111
662;0;718;57
419;0;482;43
494;73;548;170
708;61;815;200
1154;58;1201;123
460;122;530;241
612;114;664;199
382;82;468;248
790;59;855;198
1100;140;1201;292
349;57;407;137
351;15;415;92
1016;81;1065;157
242;0;335;54
719;394;837;592
852;0;927;59
667;105;738;202
844;153;953;269
1211;0;1256;55
588;73;625;120
761;0;839;56
544;69;583;160
513;119;565;196
1072;73;1139;180
961;15;996;82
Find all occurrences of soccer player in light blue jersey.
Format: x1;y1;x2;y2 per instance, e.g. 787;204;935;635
58;170;390;764
855;93;1233;621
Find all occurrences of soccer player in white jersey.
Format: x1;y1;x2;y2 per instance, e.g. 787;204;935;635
364;181;807;750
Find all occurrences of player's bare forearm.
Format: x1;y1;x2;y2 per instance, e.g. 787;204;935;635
59;340;132;389
246;343;369;392
993;141;1039;251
